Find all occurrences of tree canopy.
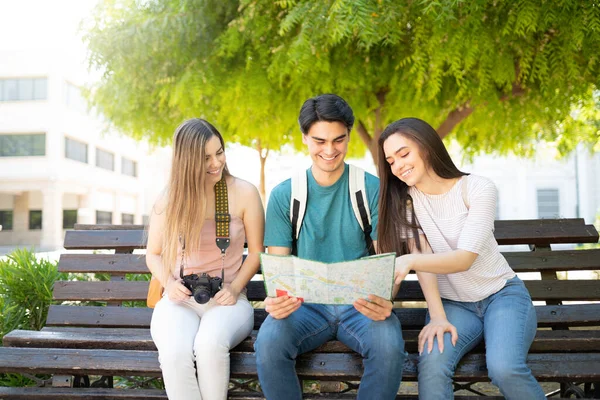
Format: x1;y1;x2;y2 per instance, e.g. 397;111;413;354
84;0;600;173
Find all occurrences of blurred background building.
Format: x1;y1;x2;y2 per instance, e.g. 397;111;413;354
0;0;171;251
0;48;171;251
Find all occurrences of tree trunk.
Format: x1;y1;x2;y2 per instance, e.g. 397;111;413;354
356;121;379;166
355;90;388;169
256;140;269;205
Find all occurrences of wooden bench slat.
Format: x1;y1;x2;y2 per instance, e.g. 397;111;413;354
0;387;523;400
0;348;161;377
53;281;149;301
45;303;600;329
390;280;600;302
63;230;145;250
504;249;600;272
493;219;599;245
5;328;600;354
52;279;600;302
46;305;153;328
58;254;149;274
64;219;599;250
74;224;146;231
1;347;599;380
0;387;168;400
55;250;600;275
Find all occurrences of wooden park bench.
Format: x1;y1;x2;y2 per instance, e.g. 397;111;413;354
0;218;599;399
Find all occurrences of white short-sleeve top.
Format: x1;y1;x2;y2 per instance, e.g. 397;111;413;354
409;174;515;302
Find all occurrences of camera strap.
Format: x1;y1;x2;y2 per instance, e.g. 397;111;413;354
215;177;230;282
178;176;230;280
214;176;231;255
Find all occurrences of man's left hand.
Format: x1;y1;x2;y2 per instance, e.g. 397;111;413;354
353;294;393;321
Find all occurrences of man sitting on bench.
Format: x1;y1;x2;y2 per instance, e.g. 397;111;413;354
254;94;407;400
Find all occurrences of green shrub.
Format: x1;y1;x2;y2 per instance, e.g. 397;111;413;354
0;248;59;339
0;248;59;387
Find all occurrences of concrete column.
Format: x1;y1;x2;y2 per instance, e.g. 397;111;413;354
40;184;63;250
113;191;121;224
13;192;29;233
135;192;145;225
78;189;95;225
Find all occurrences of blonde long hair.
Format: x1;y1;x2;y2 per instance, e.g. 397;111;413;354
160;118;230;282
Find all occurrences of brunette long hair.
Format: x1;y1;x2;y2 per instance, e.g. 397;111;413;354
377;118;467;256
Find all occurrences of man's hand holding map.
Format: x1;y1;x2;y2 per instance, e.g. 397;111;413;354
260;252;396;305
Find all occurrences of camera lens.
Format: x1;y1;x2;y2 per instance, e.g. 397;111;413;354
193;286;212;304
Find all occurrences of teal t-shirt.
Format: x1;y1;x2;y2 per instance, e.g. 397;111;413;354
264;163;379;263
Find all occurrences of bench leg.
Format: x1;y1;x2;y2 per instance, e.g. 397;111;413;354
90;375;113;388
52;375;73;388
560;381;600;398
73;375;90;387
584;382;600;398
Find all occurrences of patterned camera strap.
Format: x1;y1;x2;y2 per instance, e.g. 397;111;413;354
215;176;231;255
178;177;230;279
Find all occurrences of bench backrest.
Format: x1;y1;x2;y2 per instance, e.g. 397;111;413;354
48;219;600;331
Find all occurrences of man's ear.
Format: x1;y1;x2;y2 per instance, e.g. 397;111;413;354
301;134;309;145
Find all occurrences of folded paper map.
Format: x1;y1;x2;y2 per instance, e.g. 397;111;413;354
260;252;396;305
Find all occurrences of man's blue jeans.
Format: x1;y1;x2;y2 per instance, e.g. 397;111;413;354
418;276;545;400
254;303;406;400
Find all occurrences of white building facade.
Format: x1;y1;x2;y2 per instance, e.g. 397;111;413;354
0;48;169;251
459;146;600;224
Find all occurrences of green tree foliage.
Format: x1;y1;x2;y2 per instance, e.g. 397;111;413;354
85;0;600;177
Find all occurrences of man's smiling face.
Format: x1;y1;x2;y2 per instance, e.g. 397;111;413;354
302;120;349;178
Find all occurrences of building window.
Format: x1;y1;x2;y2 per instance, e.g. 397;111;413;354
63;210;78;229
96;148;114;171
121;213;134;224
96;211;112;225
65;137;88;163
0;210;13;231
537;188;560;219
0;78;47;101
29;210;42;230
121;157;137;177
0;134;45;157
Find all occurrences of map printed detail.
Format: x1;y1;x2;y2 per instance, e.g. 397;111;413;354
260;252;396;305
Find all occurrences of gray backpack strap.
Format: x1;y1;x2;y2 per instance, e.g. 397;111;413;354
290;168;308;255
348;165;374;255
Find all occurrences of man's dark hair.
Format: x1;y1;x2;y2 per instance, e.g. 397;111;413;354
298;94;355;134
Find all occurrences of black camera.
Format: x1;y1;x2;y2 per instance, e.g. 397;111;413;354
182;272;223;304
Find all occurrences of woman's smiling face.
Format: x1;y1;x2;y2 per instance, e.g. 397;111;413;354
383;133;429;187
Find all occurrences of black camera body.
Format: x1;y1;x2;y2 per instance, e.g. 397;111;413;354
182;272;223;304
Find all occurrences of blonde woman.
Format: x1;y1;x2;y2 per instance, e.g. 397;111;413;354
147;118;265;400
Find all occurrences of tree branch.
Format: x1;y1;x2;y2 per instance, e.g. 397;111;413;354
437;103;475;138
437;82;527;138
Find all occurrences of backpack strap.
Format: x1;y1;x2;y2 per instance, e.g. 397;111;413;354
349;165;375;255
290;165;375;256
290;168;308;256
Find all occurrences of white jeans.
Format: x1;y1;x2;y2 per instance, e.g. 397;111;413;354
150;292;254;400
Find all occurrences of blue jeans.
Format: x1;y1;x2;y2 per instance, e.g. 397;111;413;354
255;303;406;400
418;276;545;400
